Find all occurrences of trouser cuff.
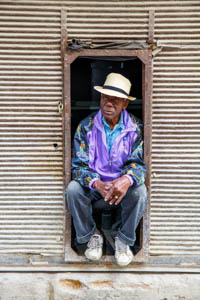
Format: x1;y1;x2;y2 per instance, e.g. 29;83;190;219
116;231;135;246
76;225;96;244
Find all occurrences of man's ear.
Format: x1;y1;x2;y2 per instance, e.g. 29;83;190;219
123;99;129;109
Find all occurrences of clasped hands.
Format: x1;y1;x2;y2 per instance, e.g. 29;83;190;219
93;176;131;206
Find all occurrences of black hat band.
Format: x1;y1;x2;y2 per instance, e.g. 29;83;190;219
103;85;129;97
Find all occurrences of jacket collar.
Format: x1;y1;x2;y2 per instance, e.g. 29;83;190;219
94;109;136;132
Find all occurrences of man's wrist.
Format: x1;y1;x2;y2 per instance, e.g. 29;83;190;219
92;179;100;189
89;178;99;190
123;175;133;186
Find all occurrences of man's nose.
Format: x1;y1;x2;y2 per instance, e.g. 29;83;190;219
105;100;114;106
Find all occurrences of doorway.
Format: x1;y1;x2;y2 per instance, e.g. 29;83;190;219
63;49;152;263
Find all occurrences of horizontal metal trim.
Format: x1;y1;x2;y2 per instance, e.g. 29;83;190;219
0;66;61;70
0;223;63;227
0;216;63;221
0;206;63;210
0;16;60;21
150;251;200;255
68;22;148;28
151;217;200;221
151;213;200;217
152;180;200;184
0;240;63;244
151;237;200;242
68;28;148;33
0;186;63;190
0;49;60;54
0;44;60;49
0;22;61;27
0;7;61;14
0;244;63;249
0;264;200;273
150;245;200;248
0;62;61;66
151;205;200;209
0;249;63;253
151;196;200;200
67;5;200;11
0;56;61;60
67;33;147;37
0;38;60;42
0;28;60;33
151;226;200;230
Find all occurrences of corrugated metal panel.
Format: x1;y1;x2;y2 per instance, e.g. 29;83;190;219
151;4;200;255
0;2;64;255
0;0;200;258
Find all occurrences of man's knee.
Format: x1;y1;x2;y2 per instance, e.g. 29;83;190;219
133;184;147;199
123;184;147;208
66;180;81;197
65;180;83;206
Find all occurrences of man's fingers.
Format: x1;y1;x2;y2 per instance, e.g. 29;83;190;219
104;187;114;201
114;194;124;205
109;194;120;205
109;191;126;205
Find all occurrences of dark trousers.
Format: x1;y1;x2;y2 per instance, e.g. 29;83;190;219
66;180;147;246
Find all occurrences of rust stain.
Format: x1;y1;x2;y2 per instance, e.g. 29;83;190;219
90;281;113;288
131;283;150;289
59;279;83;289
120;283;150;289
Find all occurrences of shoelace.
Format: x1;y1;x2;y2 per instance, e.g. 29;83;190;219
87;234;102;249
115;238;128;254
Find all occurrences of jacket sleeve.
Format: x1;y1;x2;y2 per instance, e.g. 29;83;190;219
71;120;100;188
121;118;146;187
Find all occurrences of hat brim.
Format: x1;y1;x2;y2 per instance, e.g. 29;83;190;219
94;86;136;101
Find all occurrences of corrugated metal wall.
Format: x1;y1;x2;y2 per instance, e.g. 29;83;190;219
0;0;199;257
0;2;64;255
151;8;200;255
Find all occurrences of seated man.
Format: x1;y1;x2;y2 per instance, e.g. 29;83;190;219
66;72;147;266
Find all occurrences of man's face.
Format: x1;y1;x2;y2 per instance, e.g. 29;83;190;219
100;94;129;123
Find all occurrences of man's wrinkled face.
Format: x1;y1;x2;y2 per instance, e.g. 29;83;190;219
100;94;129;123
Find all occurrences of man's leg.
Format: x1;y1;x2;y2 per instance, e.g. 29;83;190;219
116;184;147;246
66;180;101;244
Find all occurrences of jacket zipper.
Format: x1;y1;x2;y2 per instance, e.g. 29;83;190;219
109;158;112;173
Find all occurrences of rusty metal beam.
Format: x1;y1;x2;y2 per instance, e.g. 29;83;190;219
61;8;67;62
148;10;155;44
66;49;150;65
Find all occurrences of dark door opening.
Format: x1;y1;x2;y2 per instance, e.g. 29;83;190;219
70;56;143;256
71;57;142;136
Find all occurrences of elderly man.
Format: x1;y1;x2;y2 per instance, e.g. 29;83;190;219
66;73;147;266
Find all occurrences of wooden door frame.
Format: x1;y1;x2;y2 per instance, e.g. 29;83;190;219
63;49;152;264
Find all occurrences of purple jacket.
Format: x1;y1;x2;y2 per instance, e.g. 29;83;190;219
88;110;137;181
72;109;146;188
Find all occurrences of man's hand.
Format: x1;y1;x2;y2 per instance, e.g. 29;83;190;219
93;179;113;198
104;176;131;206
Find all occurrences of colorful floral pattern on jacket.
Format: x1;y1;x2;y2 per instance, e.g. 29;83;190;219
72;109;146;188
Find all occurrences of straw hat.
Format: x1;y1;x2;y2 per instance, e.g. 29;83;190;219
94;72;136;101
